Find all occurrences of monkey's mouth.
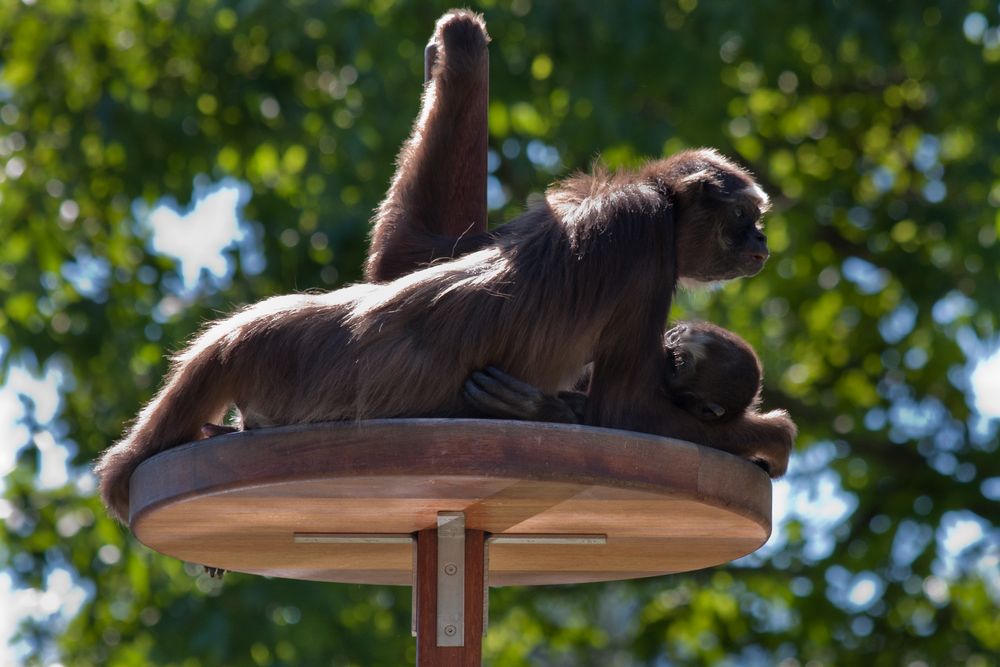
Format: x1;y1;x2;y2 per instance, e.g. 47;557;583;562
742;252;768;275
710;253;767;281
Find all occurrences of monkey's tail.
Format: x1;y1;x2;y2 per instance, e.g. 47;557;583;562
95;337;234;524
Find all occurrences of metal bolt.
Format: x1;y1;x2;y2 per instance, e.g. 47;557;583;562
443;563;458;576
444;624;457;636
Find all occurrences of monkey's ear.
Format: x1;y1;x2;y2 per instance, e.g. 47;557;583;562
678;169;712;188
678;169;727;199
663;324;688;348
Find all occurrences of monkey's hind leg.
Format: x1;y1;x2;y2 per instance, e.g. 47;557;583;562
365;10;490;282
193;427;235;580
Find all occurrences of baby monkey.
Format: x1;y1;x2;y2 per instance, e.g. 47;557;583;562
466;320;762;425
463;322;789;476
454;317;790;476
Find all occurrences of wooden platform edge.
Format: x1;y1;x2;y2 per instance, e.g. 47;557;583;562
129;419;772;536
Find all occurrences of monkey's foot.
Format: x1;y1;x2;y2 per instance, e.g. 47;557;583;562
202;565;226;579
200;423;238;439
429;9;490;81
747;440;792;478
739;410;796;478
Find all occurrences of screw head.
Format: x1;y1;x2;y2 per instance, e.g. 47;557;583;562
444;624;457;636
444;563;458;576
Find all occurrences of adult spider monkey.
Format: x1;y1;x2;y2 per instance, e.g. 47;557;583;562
365;10;795;476
96;12;790;524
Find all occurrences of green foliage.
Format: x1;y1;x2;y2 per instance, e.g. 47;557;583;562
1;0;998;665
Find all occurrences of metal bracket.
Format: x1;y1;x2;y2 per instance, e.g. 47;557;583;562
292;533;418;635
436;511;466;647
293;529;606;643
482;533;607;634
293;533;413;544
487;534;607;546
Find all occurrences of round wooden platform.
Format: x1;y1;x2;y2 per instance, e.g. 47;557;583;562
130;419;772;586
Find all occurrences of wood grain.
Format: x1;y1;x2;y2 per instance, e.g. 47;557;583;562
129;419;772;586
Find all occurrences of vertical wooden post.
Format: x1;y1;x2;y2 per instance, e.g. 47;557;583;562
415;525;486;666
424;40;489;238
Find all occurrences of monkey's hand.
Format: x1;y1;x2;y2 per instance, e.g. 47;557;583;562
745;409;797;478
463;367;581;424
556;390;588;420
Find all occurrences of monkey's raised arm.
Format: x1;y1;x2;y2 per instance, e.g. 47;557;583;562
365;10;495;283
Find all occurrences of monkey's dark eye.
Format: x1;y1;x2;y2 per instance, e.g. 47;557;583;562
733;205;746;220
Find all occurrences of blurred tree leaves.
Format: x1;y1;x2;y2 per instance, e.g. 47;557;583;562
1;0;998;665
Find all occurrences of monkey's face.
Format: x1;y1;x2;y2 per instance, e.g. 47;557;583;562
675;189;771;282
663;323;728;421
643;149;771;281
656;149;772;283
662;322;763;422
719;196;770;276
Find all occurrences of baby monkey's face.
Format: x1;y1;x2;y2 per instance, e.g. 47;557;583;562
662;321;763;422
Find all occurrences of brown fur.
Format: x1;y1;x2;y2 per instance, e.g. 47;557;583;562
97;151;765;523
96;13;781;523
648;399;796;476
464;355;795;476
663;320;762;420
367;11;794;475
365;10;494;282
